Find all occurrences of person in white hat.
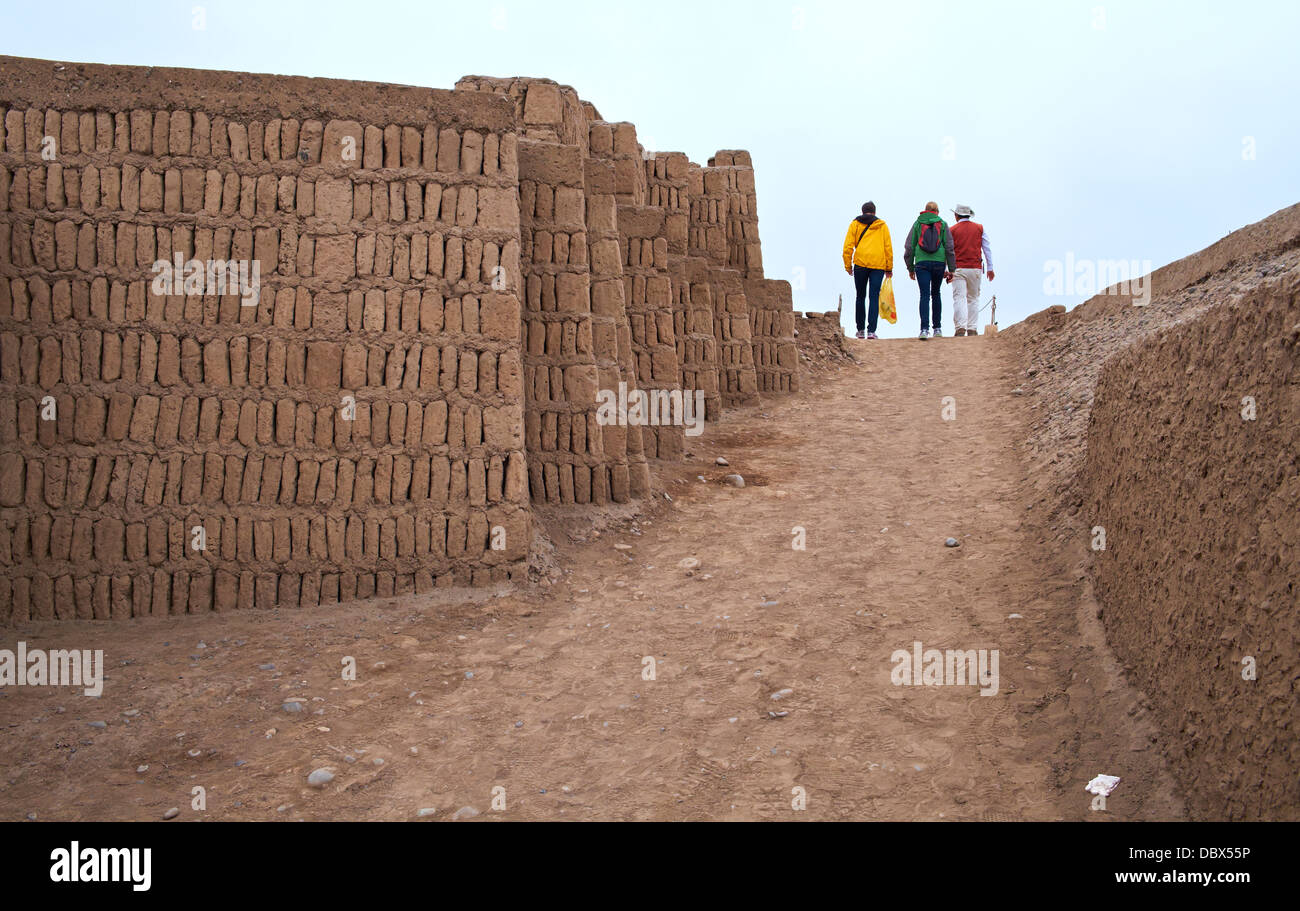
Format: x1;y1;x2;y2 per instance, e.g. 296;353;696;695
949;204;994;336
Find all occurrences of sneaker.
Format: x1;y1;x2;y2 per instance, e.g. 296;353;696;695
954;328;967;337
966;328;978;337
932;328;943;338
919;330;929;340
855;330;865;339
867;332;878;340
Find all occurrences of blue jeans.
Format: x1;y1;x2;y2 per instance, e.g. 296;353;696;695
853;266;885;333
914;261;946;332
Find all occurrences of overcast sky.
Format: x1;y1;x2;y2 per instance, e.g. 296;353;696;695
4;0;1298;335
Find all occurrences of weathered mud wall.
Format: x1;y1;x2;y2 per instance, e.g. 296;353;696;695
0;58;800;621
0;57;531;622
1081;275;1300;820
457;75;797;498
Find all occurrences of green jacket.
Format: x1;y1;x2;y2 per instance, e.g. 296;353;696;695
903;212;956;271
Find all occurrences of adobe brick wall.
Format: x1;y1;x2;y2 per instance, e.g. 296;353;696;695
462;75;795;489
746;278;800;394
0;58;800;621
515;138;616;505
0;57;530;622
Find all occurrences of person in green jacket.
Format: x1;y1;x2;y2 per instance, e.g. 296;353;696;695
903;202;957;339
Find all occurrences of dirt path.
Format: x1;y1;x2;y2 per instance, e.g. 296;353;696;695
0;337;1184;821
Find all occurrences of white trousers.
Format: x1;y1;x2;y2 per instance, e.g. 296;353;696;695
951;268;983;331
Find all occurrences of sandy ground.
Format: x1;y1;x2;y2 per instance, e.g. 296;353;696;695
0;336;1185;821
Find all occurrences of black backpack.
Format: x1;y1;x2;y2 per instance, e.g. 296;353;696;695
917;221;942;254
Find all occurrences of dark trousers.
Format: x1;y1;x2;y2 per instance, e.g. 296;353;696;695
853;266;885;333
914;261;946;331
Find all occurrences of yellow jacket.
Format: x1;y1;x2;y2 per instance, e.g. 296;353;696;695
842;217;893;271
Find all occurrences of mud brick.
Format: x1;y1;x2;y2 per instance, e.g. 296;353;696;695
385;125;417;170
405;181;423;223
271;287;295;328
102;392;132;440
314;234;356;280
357;573;376;600
64;457;92;508
299;571;320;608
76;165;100;212
93;517;124;564
487;456;505;502
266;516;289;563
121;330;143;384
176;336;202;384
47;165;67;210
37;335;62;387
98;163;121;208
342;517;362;560
4;109;22;152
505;451;528;503
393;234;410;280
293;402;313;447
340;343;366;389
389;181;409;222
127;109;152;153
464;406;483;448
29;573;54;621
155;395;182;446
126;394;159;442
142;457;166;507
480;292;521;340
157;167;181;214
118;454;146;509
186;571;211;614
83;455;112;507
350;125;379;171
369;401;390;447
379;519;397;560
85;574;110;620
353;232;375;274
374;124;397;169
201;452;224;503
125;523;148;563
177;455;202;504
274;398;295;446
266;339;287;386
197;396;220;442
254;399;274;445
29;516;51;562
6;576;29;624
318;119;359;169
74;576;94;620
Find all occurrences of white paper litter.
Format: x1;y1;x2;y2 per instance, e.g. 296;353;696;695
1085;774;1122;797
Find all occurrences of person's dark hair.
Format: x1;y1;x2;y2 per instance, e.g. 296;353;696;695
862;202;876;215
955;214;971;220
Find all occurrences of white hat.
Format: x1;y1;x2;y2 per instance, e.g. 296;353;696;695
952;204;974;217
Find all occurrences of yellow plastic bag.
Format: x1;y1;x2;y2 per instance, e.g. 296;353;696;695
880;277;898;325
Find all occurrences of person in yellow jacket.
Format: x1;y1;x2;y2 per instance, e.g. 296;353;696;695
842;201;894;339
